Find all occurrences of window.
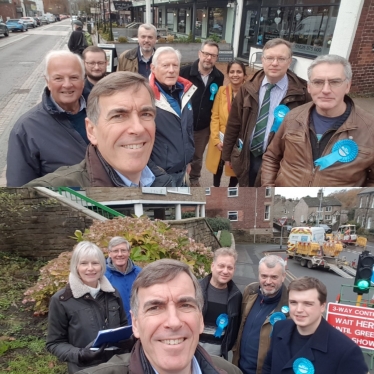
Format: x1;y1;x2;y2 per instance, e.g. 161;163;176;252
325;206;332;212
228;187;238;197
167;9;175;31
256;2;340;58
205;187;211;196
167;187;191;194
228;211;238;221
325;215;331;220
264;205;270;220
265;187;272;197
360;197;363;208
178;8;186;33
208;7;224;38
367;217;372;230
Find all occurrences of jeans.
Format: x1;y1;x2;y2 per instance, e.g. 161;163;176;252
169;168;187;187
189;127;210;182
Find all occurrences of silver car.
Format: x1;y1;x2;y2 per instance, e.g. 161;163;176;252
20;17;36;28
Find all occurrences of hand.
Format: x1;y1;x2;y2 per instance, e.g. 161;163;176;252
78;344;106;364
225;161;232;169
216;142;223;151
186;164;191;175
113;335;137;353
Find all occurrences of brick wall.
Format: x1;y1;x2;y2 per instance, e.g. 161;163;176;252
0;188;95;259
350;0;374;95
205;187;274;231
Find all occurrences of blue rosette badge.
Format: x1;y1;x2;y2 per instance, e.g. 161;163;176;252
270;105;290;133
314;139;358;170
293;358;315;374
210;83;218;101
214;313;229;338
269;312;286;336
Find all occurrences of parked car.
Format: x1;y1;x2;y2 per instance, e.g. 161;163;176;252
59;14;68;20
40;16;50;24
6;19;28;32
33;17;41;26
20;16;36;28
0;22;9;36
315;224;332;234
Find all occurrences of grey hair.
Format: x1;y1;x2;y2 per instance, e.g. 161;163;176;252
44;50;85;81
108;236;131;251
307;54;352;81
138;23;157;37
263;38;293;57
70;241;106;280
152;46;181;67
201;40;220;52
259;255;286;274
87;71;156;125
130;259;204;317
213;247;238;262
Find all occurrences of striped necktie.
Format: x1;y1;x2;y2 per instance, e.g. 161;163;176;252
250;83;276;157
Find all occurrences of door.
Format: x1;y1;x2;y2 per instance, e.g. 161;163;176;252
238;6;258;60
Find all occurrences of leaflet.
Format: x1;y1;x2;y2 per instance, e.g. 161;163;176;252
91;325;133;348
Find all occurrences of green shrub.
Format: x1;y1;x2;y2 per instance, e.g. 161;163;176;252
118;36;128;43
206;217;231;232
208;33;221;43
23;216;213;315
187;31;193;43
219;230;232;247
195;38;201;43
175;36;189;43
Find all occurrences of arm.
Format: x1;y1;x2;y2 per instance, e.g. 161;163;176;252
6;124;41;186
261;120;287;186
222;86;245;162
336;343;369;374
46;295;81;365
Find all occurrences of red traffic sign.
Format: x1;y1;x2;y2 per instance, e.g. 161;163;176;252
279;217;287;226
326;302;374;350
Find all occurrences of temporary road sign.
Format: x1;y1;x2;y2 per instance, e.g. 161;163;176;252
326;302;374;350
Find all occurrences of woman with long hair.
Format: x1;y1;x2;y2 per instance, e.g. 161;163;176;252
46;241;128;373
206;61;247;187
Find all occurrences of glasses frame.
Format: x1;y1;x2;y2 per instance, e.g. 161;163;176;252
109;248;130;255
200;50;218;59
308;79;348;89
85;61;107;67
262;56;290;64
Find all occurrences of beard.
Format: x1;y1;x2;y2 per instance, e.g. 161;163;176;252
86;71;106;82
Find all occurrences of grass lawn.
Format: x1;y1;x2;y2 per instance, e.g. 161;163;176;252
0;252;67;373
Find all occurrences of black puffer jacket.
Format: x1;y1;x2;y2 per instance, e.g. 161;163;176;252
199;275;242;360
46;273;128;374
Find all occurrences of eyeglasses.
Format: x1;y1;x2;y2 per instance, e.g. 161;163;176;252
85;61;106;67
110;248;130;254
309;79;348;89
262;56;290;64
200;50;218;59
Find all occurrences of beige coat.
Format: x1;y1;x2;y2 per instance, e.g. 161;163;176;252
205;85;236;177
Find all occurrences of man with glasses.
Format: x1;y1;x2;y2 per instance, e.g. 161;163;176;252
180;41;224;187
105;237;141;324
222;38;311;187
82;46;107;100
262;54;374;187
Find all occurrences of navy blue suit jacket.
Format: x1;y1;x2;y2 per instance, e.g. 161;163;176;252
262;317;368;374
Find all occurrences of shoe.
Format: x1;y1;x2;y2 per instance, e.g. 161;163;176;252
189;180;201;187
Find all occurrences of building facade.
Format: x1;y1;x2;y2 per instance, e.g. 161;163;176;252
205;187;274;234
354;188;374;230
273;194;299;224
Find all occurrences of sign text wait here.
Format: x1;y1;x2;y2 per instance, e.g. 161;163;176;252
326;302;374;350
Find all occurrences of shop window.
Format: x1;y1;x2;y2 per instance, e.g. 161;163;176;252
167;9;175;32
195;9;204;37
208;8;224;38
228;211;238;221
178;8;186;33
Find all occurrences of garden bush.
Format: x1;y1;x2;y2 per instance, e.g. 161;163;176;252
118;36;128;43
23;216;213;315
219;230;232;247
206;217;231;232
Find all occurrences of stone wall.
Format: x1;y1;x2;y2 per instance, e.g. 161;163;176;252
165;217;221;251
350;0;374;95
0;188;98;260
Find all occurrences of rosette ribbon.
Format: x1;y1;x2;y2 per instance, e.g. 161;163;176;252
214;313;229;338
269;312;286;337
314;139;358;170
210;83;218;101
293;358;315;374
270;105;290;133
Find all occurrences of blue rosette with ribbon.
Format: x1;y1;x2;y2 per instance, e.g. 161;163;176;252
210;83;218;101
214;313;229;338
314;139;358;171
293;358;315;374
269;312;286;337
270;105;290;133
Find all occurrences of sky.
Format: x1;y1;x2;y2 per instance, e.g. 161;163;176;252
274;187;360;199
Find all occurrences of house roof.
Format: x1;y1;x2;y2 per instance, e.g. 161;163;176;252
302;196;342;207
357;188;374;195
